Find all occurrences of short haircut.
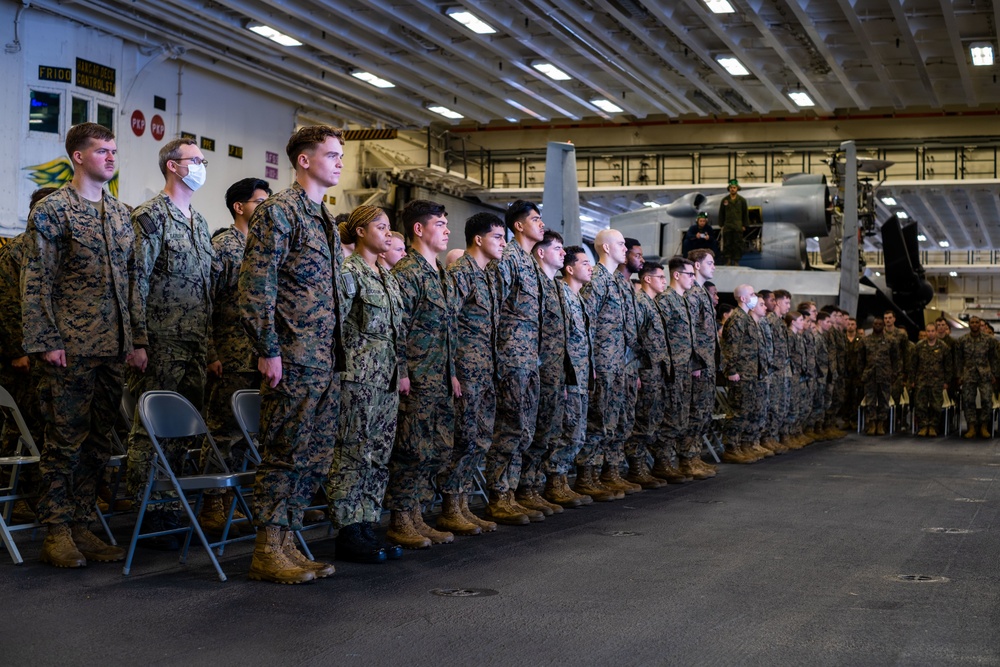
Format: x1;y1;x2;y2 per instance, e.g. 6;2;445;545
848;317;857;323
65;122;115;157
390;231;405;242
935;316;948;324
797;301;816;314
718;303;735;319
704;280;716;289
625;237;641;251
401;199;447;241
224;178;271;219
816;312;830;322
884;309;895;316
342;205;385;245
505;200;540;233
30;187;59;211
532;229;564;254
784;311;803;326
688;248;714;263
639;261;664;279
758;289;773;299
285;125;344;167
564;245;586;268
773;289;791;300
668;256;693;275
464;212;504;247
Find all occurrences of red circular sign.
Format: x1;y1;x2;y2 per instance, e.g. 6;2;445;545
130;110;146;137
150;114;165;141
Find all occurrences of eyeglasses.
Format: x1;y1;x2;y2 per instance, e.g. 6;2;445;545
173;157;208;166
678;271;696;276
244;198;267;205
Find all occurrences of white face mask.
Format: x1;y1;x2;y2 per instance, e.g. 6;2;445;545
182;162;207;191
746;295;759;310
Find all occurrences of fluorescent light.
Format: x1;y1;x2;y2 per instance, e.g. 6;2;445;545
427;105;463;119
939;240;950;248
881;196;897;205
896;211;909;219
788;91;814;107
874;271;881;277
580;215;594;222
532;62;572;81
445;8;497;34
505;117;518;123
917;234;927;241
351;71;395;88
248;24;302;47
949;271;959;277
504;98;547;121
705;0;735;13
642;201;661;208
716;56;749;76
971;43;994;66
591;98;624;113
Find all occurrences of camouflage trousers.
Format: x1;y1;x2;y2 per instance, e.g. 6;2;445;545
253;364;339;531
553;389;588;474
200;370;257;489
485;368;539;494
961;378;993;426
828;373;846;427
913;382;946;428
653;364;694;462
864;379;891;423
792;378;813;433
385;387;453;512
765;373;791;438
579;367;626;468
0;361;43;493
723;377;768;446
125;338;207;500
625;365;668;462
688;364;716;436
843;380;863;424
441;379;495;495
613;365;640;470
521;381;565;492
35;356;123;526
810;376;828;429
326;381;398;528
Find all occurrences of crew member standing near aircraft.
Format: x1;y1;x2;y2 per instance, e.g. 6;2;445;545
719;179;749;266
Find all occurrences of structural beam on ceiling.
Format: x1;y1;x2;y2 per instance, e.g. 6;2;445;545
783;0;867;109
938;0;977;106
885;0;941;108
833;0;904;108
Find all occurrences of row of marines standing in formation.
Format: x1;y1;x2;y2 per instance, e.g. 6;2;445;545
2;122;997;584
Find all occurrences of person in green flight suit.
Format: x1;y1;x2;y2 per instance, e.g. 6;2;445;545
719;179;749;266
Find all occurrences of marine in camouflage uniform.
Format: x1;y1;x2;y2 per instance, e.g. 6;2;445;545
756;303;778;449
125;191;214;500
239;180;344;532
859;320;898;434
764;307;792;449
721;292;768;460
956;317;996;436
326;252;402;529
686;280;718;464
798;322;817;435
910;327;953;435
825;315;848;431
655;282;693;468
786;320;810;443
883;314;910;430
22;178;143;557
549;281;593;480
809;323;831;434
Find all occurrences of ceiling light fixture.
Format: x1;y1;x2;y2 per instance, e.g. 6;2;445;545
939;240;950;248
580;215;594;222
896;211;909;219
788;91;815;107
427;105;464;119
716;56;749;76
532;61;572;81
505;99;547;121
351;71;395;88
705;0;735;13
949;271;959;277
916;234;927;242
642;201;661;208
248;24;302;47
445;8;497;34
591;98;624;113
881;196;897;205
971;42;994;66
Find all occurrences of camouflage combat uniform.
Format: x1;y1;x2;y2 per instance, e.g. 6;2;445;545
910;338;953;430
787;327;809;436
765;311;792;440
686;282;718;456
843;334;865;424
580;264;639;471
799;328;817;431
757;310;776;426
441;252;497;495
655;288;694;462
810;329;830;431
956;331;996;428
126;193;214;499
721;308;768;447
885;327;909;426
326;253;402;528
485;242;541;494
239;182;343;531
384;251;456;512
521;272;567;493
826;326;847;428
859;332;898;425
551;283;593;475
21;184;143;526
624;289;673;467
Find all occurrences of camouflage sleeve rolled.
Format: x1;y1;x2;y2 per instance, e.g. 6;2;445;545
238;205;290;360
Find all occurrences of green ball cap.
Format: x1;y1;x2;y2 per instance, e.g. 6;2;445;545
728;179;740;188
696;211;708;219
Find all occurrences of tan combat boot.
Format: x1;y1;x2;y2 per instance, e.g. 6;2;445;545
740;444;762;462
750;441;775;458
979;424;991;438
762;438;787;455
40;524;86;568
515;487;561;516
459;494;497;532
248;525;315;584
651;458;692;483
601;466;642;495
196;494;229;536
875;421;887;436
484;491;530;525
721;446;748;464
690;457;718;478
625;457;667;489
71;524;125;562
963;424;977;439
561;475;593;505
926;426;938;437
543;475;584;508
435;494;482;536
572;465;618;502
282;530;335;578
678;458;712;481
386;510;432;549
411;507;454;544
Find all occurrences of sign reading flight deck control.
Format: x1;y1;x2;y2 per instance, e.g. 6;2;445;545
76;58;116;95
38;66;72;83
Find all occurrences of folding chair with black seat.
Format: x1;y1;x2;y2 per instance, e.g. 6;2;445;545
0;385;41;565
230;389;331;559
124;390;255;581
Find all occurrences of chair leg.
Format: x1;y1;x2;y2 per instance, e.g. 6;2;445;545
0;515;24;565
294;530;313;560
94;502;116;546
177;492;227;582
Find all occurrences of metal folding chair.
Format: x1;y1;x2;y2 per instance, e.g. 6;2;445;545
0;384;41;565
124;391;255;581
